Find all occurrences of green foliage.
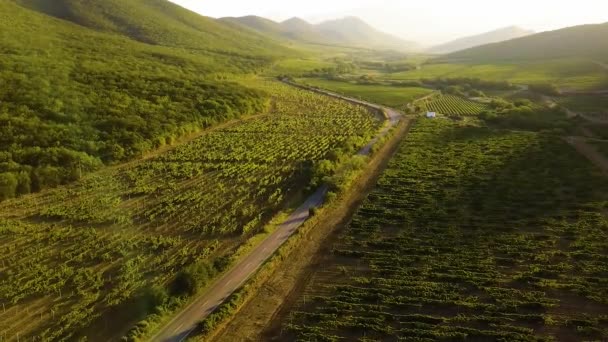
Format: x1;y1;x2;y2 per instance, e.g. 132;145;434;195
389;58;608;91
444;22;608;62
420;94;487;116
304;61;357;78
0;0;291;199
529;83;561;96
286;119;608;341
171;262;217;297
422;77;516;90
559;95;608;117
0;80;381;340
299;78;433;108
480;99;572;132
141;285;169;314
0;173;18;201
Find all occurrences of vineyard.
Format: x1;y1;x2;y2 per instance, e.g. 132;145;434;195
0;80;382;340
282;119;608;341
421;94;488;116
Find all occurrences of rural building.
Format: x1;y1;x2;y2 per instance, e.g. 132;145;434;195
426;112;437;118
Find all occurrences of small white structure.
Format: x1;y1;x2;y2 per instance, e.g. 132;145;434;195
426;111;437;118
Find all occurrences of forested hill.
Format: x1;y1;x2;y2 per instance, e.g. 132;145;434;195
443;22;608;61
0;0;291;201
221;15;419;52
428;26;534;54
16;0;284;57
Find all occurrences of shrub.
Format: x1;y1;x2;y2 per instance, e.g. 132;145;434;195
0;172;18;201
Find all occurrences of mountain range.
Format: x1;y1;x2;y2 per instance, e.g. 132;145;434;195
443;22;608;61
221;15;420;52
428;26;535;54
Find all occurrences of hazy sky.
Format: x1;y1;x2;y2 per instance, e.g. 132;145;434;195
170;0;608;45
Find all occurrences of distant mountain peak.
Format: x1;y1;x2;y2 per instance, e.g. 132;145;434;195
227;14;420;52
443;22;608;61
281;17;310;25
428;26;535;54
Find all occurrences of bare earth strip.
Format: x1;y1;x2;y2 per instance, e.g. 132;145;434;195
210;118;414;342
150;85;403;342
566;136;608;175
150;187;328;342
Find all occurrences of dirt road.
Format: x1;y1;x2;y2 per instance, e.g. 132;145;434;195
151;186;328;342
543;96;608;124
566;136;608;175
150;83;402;342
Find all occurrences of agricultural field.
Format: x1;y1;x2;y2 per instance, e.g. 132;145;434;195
297;78;433;109
270;58;336;76
387;58;608;91
282;119;608;341
559;95;608;117
0;80;382;340
420;94;487;116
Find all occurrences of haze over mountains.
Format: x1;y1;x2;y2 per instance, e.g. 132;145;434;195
444;22;608;61
221;15;420;52
428;26;535;54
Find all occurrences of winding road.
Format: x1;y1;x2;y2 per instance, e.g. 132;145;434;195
150;82;403;342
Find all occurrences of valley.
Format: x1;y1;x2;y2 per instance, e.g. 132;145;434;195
0;1;607;341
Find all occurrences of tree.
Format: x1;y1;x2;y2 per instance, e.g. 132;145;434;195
15;171;31;195
0;172;18;201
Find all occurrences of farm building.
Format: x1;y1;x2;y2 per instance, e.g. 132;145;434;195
426;112;437;118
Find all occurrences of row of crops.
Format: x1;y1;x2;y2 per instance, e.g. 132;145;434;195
283;119;608;341
0;80;382;340
421;94;487;116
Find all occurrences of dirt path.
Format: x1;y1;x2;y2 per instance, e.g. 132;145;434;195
210;118;415;342
543;96;608;124
566;136;608;175
150;187;328;342
151;83;404;342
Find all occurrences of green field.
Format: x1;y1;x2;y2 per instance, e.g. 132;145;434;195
559;95;608;114
387;58;608;91
0;80;381;340
420;94;488;116
283;119;608;341
298;78;434;108
270;58;336;76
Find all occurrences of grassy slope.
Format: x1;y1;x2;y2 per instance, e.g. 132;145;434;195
444;22;608;62
0;0;296;199
388;58;608;90
559;95;608;113
416;23;608;91
16;0;287;57
428;26;534;54
298;78;433;108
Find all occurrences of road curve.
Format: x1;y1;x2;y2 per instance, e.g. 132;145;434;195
150;82;402;342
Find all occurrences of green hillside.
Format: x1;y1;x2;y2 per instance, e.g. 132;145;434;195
221;15;419;52
428;26;534;54
17;0;284;56
444;22;608;61
220;15;286;40
0;0;290;201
